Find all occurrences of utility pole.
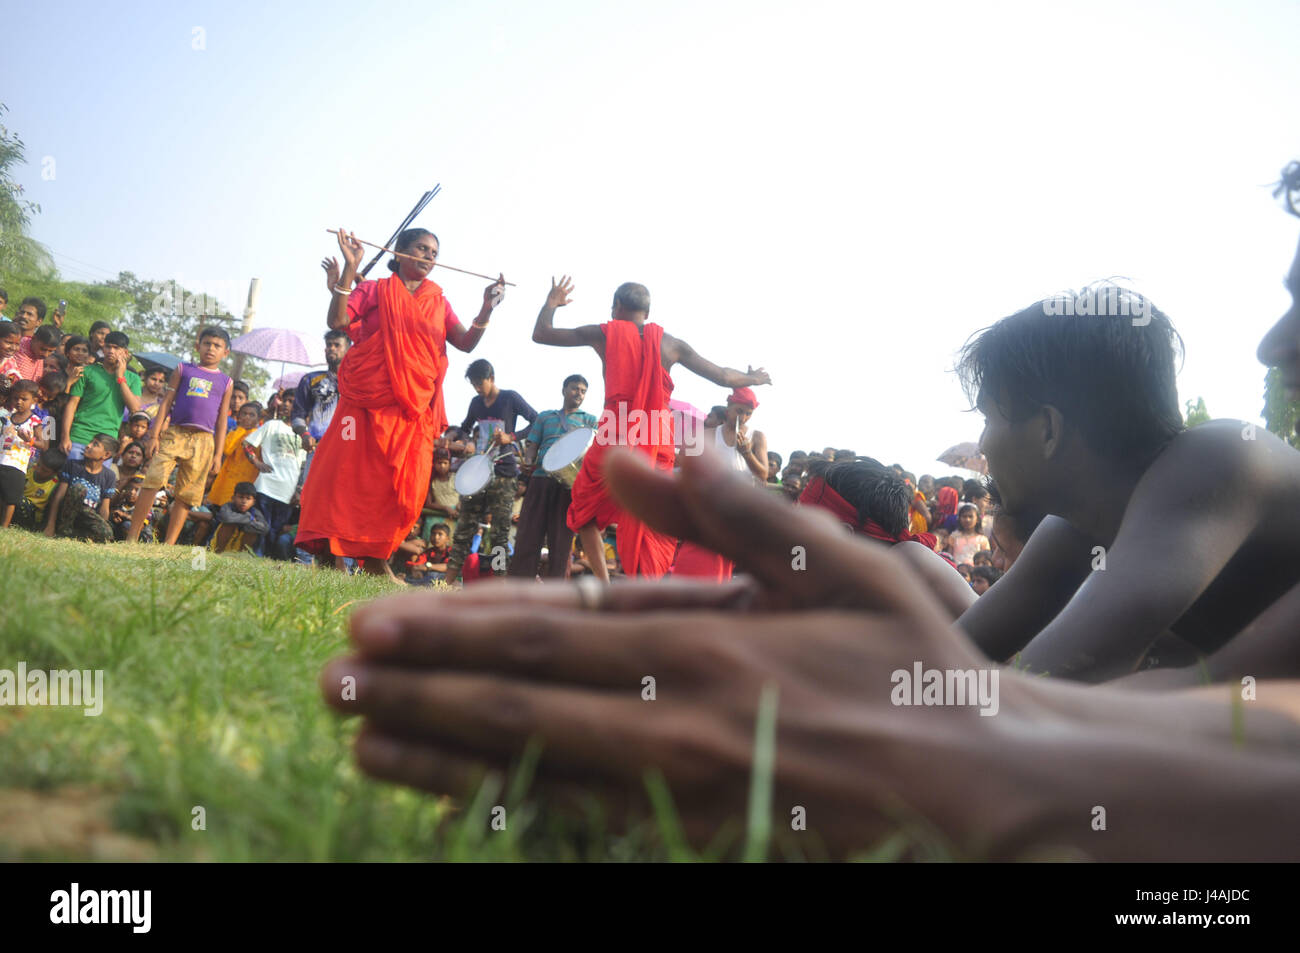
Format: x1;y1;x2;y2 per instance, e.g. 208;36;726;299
229;277;260;382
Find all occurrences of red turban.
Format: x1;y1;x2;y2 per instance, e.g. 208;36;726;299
727;387;759;410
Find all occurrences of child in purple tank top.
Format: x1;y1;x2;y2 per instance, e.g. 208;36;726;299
124;327;233;545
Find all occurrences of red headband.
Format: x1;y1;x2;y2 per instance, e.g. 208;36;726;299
799;476;937;549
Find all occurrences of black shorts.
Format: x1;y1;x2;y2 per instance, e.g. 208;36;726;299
0;465;26;506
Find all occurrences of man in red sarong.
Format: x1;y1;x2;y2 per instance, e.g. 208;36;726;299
296;227;505;578
532;276;770;580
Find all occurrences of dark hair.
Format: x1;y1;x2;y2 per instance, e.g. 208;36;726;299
233;379;250;396
38;446;67;472
0;287;7;304
971;565;1003;586
835;449;857;462
19;297;47;321
962;478;989;501
104;330;130;348
10;379;38;397
957;502;982;533
198;325;230;345
956;286;1184;461
465;358;494;384
48;352;68;371
562;374;588;390
32;324;61;347
430;521;450;536
89;320;112;334
1274;161;1300;219
387;228;439;274
233;482;258;496
807;458;910;537
92;433;120;456
0;320;16;338
790;450;808;460
612;282;651;314
239;401;262;416
62;334;90;355
324;328;349;343
144;365;168;379
972;549;994;566
38;370;67;394
767;451;783;468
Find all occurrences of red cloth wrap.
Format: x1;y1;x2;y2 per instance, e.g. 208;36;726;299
798;476;937;549
935;486;959;522
566;321;678;577
296;275;450;559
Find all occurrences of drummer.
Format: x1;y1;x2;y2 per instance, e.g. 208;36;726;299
508;374;597;580
444;359;537;583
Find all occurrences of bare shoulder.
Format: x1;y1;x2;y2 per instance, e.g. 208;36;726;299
661;331;689;359
1145;419;1300;498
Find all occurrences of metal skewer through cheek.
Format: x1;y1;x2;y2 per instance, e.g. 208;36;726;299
328;229;516;286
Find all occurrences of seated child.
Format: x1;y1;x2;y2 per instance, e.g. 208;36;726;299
207;401;263;507
1;381;50;528
118;411;151;461
406;522;451;583
110;478;146;541
210;482;269;555
114;441;147;491
43;433;117;542
970;564;1004;595
421;447;460;539
13;446;66;531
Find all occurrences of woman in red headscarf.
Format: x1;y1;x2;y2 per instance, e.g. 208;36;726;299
295;228;505;577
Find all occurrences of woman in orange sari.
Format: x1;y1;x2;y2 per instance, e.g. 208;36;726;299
296;227;504;577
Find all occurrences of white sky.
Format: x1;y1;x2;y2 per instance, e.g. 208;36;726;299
8;0;1300;475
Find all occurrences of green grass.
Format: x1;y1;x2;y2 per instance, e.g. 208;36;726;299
0;533;664;861
0;532;939;862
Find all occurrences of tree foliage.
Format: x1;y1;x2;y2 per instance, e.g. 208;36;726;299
0;103;54;277
96;271;270;393
1262;367;1300;448
1182;396;1211;428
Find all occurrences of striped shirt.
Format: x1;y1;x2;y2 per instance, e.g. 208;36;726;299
527;409;597;464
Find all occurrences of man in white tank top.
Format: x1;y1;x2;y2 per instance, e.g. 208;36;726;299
715;387;768;482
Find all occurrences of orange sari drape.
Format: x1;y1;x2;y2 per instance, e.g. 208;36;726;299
296;276;450;559
206;426;255;506
566;320;678;577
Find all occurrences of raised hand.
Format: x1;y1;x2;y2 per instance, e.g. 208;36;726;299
483;273;506;311
747;365;772;386
336;228;365;272
547;275;574;310
322;257;342;293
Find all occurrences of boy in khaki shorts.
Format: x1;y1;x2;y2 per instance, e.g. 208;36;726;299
124;326;233;545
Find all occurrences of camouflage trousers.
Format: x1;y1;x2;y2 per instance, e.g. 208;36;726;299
447;474;516;579
54;485;114;543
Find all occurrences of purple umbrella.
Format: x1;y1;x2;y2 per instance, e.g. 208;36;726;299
230;328;314;365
